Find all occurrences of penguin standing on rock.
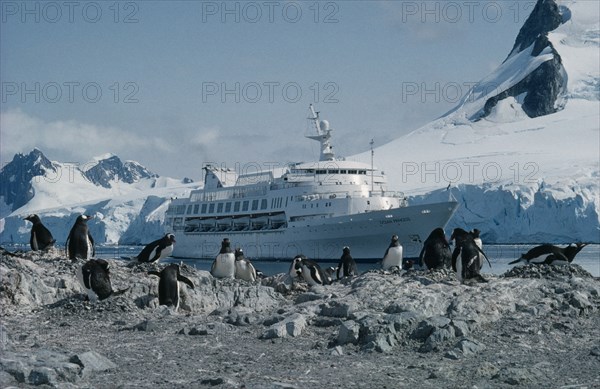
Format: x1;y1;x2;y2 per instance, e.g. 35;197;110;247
23;214;55;251
450;228;491;283
136;233;176;263
76;259;114;302
382;235;403;270
418;228;452;270
66;215;95;260
148;264;194;311
337;246;358;279
509;243;587;265
234;248;257;282
211;238;235;278
290;255;329;286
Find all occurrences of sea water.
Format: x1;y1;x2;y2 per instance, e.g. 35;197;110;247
95;244;600;278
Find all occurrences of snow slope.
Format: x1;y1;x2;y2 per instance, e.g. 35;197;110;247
353;0;599;243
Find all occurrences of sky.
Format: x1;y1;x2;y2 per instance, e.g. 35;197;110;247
0;0;538;180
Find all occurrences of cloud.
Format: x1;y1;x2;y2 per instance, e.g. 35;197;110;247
0;108;174;163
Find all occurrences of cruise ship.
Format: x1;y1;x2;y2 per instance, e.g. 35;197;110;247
165;106;458;261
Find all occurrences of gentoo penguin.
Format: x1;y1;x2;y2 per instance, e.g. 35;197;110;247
418;228;452;270
148;264;194;311
23;214;55;251
382;235;403;270
66;215;95;260
289;254;329;286
450;228;491;283
210;238;235;278
76;259;113;302
509;243;588;265
234;248;257;282
337;246;358;279
136;233;176;263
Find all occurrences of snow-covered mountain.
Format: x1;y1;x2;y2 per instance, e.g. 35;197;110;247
354;0;599;243
0;150;196;245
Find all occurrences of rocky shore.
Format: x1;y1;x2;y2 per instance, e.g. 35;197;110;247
1;249;599;388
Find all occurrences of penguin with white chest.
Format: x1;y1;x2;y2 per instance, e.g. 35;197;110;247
382;235;403;270
136;233;176;263
148;264;194;311
23;214;55;251
66;215;95;260
234;248;257;282
211;238;235;278
451;228;491;283
76;259;113;302
289;254;329;286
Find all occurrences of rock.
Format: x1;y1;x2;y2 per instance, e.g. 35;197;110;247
412;316;451;340
476;362;500;378
295;292;324;304
28;366;57;386
450;319;470;337
0;357;28;383
450;338;486;357
132;319;158;332
189;327;209;336
493;367;544;386
331;346;344;356
319;301;355;318
336;320;360;346
70;351;116;376
422;326;455;352
260;314;307;339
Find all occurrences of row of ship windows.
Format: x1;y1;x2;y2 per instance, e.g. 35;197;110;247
295;169;368;175
181;196;291;215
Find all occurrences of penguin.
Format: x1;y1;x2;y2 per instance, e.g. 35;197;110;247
290;254;328;286
148;264;194;311
382;235;403;270
136;233;176;263
234;248;257;282
471;229;483;250
324;267;337;284
23;214;55;251
66;215;95;260
509;243;587;265
336;246;358;279
418;228;452;270
210;238;235;278
450;228;491;283
76;259;113;302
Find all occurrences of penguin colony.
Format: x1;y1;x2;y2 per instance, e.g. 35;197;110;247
21;213;590;306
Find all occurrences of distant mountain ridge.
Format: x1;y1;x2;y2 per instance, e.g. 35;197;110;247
83;155;158;189
0;149;58;212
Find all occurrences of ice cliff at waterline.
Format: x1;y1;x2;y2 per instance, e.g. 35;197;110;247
355;0;599;243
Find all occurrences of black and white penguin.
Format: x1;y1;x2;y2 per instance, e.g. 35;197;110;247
136;233;176;263
290;254;328;286
23;214;55;251
76;259;113;302
148;264;194;311
66;215;95;260
382;235;403;270
234;248;257;282
450;228;491;283
418;228;452;270
509;243;587;265
210;238;235;278
337;246;358;279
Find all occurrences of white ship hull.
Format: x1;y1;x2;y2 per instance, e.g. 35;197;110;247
172;201;458;260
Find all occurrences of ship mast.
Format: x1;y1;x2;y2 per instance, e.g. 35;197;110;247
306;104;335;161
370;138;374;193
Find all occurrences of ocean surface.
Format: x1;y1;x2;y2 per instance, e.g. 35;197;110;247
91;244;600;278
